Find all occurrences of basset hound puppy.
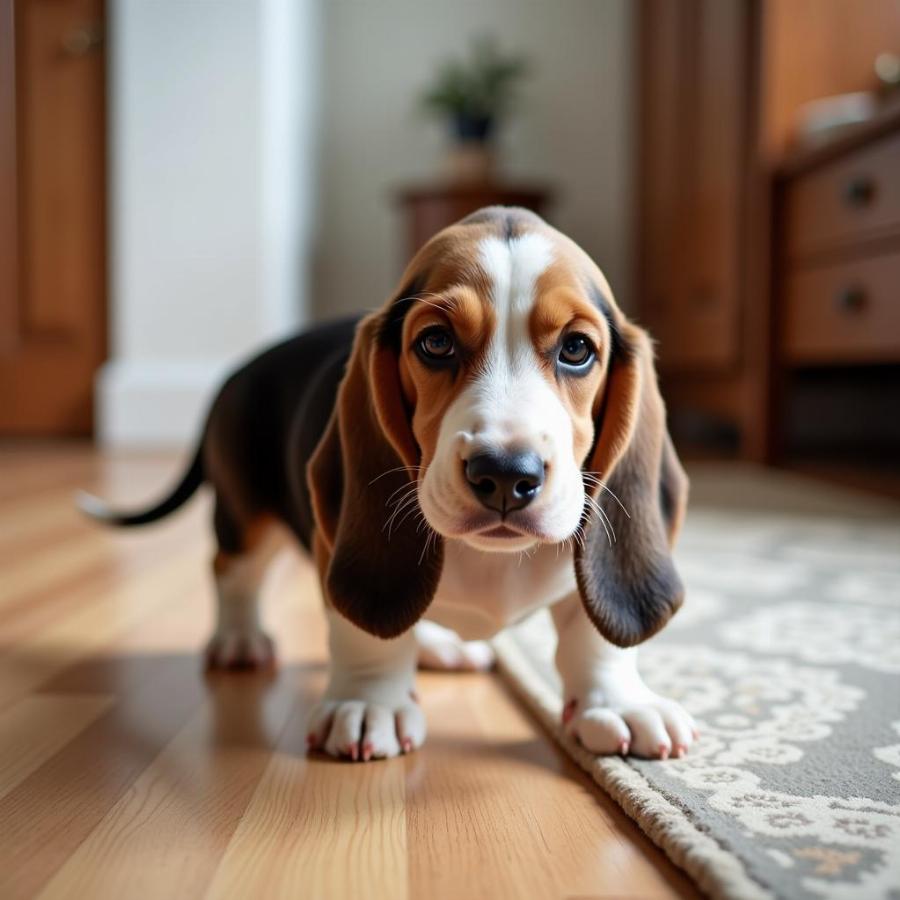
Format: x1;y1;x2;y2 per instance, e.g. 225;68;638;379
83;207;696;762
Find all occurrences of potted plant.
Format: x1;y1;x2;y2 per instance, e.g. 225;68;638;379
420;36;530;182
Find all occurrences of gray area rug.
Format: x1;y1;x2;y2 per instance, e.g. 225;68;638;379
494;465;900;900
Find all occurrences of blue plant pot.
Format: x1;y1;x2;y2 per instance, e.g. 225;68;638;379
453;113;494;143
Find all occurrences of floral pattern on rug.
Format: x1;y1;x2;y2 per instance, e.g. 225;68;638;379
720;603;900;674
639;648;863;765
498;507;900;900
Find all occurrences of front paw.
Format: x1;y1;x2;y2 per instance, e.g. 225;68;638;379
307;695;426;761
564;694;697;760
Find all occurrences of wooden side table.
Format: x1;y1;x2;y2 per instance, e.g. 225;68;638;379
394;182;552;257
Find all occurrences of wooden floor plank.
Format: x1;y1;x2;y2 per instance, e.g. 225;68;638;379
0;551;204;710
0;658;206;899
0;489;83;552
0;694;113;800
1;530;173;613
0;446;96;502
205;695;409;900
36;675;299;900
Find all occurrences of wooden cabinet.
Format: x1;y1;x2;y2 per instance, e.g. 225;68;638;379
771;109;900;457
634;0;900;461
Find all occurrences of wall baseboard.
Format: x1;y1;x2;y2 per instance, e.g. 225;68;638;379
96;358;232;448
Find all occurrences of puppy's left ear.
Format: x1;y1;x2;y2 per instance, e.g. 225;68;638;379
574;321;689;647
307;312;443;638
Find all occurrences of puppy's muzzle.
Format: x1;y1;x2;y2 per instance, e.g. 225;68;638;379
464;450;545;515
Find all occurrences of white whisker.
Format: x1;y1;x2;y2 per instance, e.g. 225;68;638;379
385;483;417;511
393;500;422;533
385;480;418;506
383;487;420;539
417;525;438;566
582;471;631;519
584;493;616;545
369;465;422;486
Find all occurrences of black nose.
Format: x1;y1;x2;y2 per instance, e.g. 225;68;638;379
465;450;545;514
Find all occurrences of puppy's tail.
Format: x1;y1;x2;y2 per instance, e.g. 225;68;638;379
77;448;204;527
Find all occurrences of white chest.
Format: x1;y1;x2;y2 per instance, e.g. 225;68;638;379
427;540;577;640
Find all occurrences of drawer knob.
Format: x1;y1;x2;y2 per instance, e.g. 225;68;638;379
843;176;875;207
835;286;867;313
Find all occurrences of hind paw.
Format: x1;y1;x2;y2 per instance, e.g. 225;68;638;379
415;620;495;671
205;630;275;670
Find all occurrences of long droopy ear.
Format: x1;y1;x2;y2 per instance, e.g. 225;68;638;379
574;320;689;647
307;313;443;638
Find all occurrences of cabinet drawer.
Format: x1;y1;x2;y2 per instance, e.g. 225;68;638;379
785;131;900;260
783;252;900;364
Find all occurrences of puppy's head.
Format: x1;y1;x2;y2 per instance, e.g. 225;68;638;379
309;207;687;645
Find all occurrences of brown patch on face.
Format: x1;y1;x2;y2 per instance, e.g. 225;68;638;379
529;262;611;469
393;231;499;468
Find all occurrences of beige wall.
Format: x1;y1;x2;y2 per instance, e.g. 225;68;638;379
314;0;634;319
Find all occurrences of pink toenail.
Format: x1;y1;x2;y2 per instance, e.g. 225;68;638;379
562;699;578;725
658;744;670;760
401;738;413;753
362;742;374;761
619;740;630;756
349;742;359;761
674;744;686;758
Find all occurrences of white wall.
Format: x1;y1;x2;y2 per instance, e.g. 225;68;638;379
99;0;321;447
314;0;633;320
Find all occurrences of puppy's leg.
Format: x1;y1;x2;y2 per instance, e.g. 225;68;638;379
415;620;495;672
308;607;425;761
552;593;697;759
205;509;281;670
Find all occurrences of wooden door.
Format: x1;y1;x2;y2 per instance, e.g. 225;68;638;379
0;0;106;435
636;0;750;374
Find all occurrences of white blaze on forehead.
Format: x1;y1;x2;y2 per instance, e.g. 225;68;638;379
478;232;555;377
478;233;555;319
452;229;569;458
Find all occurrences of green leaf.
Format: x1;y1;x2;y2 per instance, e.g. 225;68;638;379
417;34;532;125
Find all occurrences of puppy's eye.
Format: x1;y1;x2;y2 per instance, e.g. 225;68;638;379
558;333;595;369
417;327;455;361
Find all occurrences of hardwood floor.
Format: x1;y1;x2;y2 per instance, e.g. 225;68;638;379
0;444;697;900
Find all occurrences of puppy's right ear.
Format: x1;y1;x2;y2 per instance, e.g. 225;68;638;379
307;312;443;639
